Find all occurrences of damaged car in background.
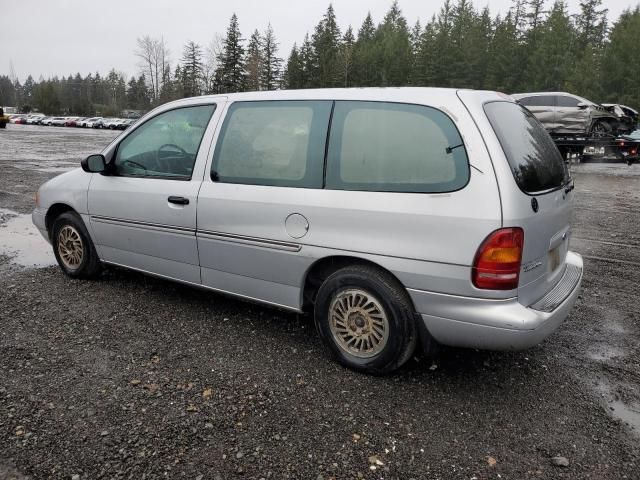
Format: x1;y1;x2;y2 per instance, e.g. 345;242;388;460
601;103;638;134
511;92;624;137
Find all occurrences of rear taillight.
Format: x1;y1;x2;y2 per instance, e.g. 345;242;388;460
472;228;524;290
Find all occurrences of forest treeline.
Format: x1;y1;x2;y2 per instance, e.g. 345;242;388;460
1;0;638;116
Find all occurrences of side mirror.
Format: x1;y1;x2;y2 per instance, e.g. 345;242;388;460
81;154;106;173
577;102;589;110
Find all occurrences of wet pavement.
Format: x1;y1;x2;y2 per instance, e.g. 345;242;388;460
0;124;639;479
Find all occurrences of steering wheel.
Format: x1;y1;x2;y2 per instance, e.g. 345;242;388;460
156;144;188;173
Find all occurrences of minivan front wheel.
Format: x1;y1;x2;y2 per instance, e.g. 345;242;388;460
315;265;417;374
52;212;102;279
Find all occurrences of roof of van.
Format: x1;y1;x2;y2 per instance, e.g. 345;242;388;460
173;87;510;104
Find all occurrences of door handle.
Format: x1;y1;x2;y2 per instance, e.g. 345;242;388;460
168;196;189;205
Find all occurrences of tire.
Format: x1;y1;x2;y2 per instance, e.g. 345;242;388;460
51;212;102;279
314;264;418;375
591;120;612;137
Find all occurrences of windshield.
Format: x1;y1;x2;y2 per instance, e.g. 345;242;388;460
484;101;569;194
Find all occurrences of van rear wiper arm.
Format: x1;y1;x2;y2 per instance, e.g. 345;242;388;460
446;143;464;154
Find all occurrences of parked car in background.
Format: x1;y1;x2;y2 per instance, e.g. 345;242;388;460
63;117;80;127
50;117;67;126
602;104;638;134
9;114;28;124
80;117;102;128
512;92;620;137
115;119;134;130
26;114;46;124
102;118;124;129
32;88;583;374
72;117;88;127
92;118;108;128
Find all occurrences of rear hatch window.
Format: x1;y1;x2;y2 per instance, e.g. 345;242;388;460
484;101;569;194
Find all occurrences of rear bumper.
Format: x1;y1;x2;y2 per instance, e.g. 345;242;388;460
409;251;583;350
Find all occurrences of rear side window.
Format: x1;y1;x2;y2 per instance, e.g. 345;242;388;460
556;95;581;107
485;101;569;194
213;100;332;188
326;101;469;193
518;96;555;107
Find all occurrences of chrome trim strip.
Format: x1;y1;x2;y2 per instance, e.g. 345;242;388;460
91;215;195;235
100;260;302;313
197;230;301;252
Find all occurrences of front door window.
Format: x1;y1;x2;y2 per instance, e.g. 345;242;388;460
114;104;215;179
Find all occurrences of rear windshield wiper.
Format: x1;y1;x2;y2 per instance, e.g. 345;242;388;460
446;143;464;154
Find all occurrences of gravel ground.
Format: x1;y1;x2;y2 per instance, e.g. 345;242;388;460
0;124;639;479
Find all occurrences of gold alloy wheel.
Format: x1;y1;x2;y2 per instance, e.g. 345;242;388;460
57;225;84;269
329;289;390;358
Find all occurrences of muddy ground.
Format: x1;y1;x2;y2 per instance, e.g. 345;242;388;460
0;124;639;479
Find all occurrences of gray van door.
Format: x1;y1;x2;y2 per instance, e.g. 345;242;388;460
88;104;217;283
196;100;333;309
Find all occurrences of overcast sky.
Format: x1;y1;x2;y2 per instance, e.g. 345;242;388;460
1;0;637;81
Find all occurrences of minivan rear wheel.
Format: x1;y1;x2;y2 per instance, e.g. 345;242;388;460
314;265;417;374
52;212;102;279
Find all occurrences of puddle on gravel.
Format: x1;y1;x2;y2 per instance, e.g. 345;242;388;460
596;382;640;434
0;209;55;267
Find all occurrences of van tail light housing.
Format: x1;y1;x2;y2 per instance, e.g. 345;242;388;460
472;227;524;290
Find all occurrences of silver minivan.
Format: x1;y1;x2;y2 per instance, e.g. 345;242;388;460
33;88;583;374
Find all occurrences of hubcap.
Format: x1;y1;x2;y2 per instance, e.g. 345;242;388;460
57;225;83;269
329;289;389;358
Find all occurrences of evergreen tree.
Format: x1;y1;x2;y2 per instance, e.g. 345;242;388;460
373;1;412;86
414;16;439;86
337;26;355;87
34;81;60;114
449;0;479;87
217;13;246;93
527;1;575;91
261;24;283;90
283;44;304;89
0;75;18;106
409;20;423;85
245;30;263;91
21;75;36;109
575;0;608;49
432;0;455;86
352;12;377;86
310;4;341;87
567;0;608;100
600;7;640;106
181;41;204;97
486;12;521;92
299;34;315;88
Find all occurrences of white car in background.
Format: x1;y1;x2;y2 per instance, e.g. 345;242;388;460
50;117;67;126
26;114;45;124
102;118;124;129
81;117;103;128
